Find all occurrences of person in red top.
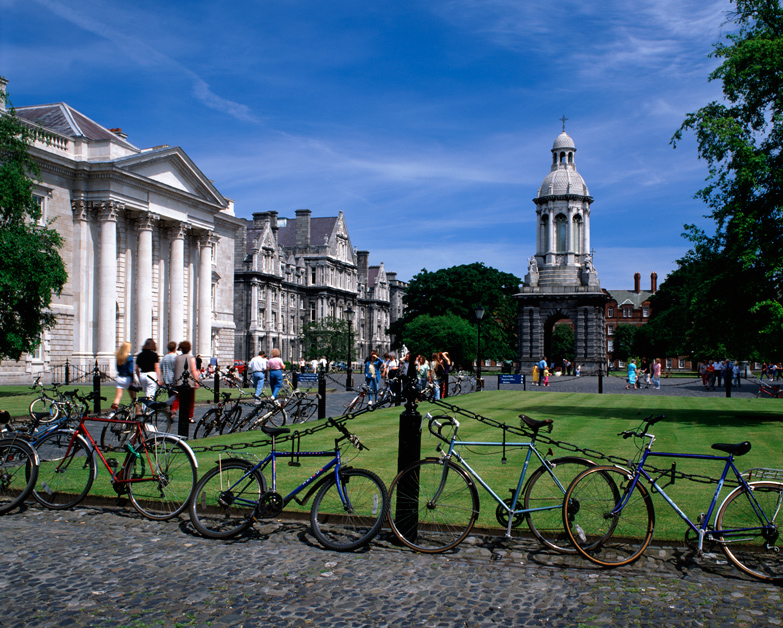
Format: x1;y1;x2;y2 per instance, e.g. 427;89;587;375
267;348;285;399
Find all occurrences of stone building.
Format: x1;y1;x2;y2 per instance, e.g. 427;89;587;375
515;128;608;373
234;210;405;364
0;79;242;382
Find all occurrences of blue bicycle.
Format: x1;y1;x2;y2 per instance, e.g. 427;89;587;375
188;416;388;551
562;414;783;582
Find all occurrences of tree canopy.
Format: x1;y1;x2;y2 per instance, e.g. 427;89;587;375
659;0;783;360
0;85;67;361
300;316;353;364
390;262;521;366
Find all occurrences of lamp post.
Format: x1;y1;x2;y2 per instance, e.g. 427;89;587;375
474;305;485;391
346;305;354;391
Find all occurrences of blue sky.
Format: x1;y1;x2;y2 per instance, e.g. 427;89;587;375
1;0;732;289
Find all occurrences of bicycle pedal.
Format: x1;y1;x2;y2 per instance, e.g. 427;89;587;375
107;458;119;469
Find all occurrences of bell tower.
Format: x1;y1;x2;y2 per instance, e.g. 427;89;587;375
515;123;607;374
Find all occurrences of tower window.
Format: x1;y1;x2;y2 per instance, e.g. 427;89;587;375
555;215;567;253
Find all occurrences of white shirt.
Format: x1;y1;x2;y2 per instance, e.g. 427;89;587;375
249;355;268;373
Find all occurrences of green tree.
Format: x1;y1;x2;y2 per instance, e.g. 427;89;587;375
0;84;67;360
300;316;353;364
402;313;477;368
669;0;783;360
550;324;574;365
391;262;521;362
612;324;637;363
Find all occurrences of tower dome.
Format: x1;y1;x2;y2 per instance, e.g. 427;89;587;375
537;131;589;198
552;131;575;150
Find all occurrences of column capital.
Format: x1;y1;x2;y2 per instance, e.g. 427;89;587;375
71;199;90;222
195;230;218;248
164;221;189;240
95;200;123;222
130;210;158;231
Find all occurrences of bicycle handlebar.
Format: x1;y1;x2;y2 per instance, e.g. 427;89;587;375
427;413;459;443
618;414;665;439
326;416;368;451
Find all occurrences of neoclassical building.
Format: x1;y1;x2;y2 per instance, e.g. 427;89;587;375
234;209;405;363
515;128;608;373
0;79;242;381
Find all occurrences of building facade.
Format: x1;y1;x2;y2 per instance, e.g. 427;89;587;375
0;79;242;382
515;129;608;373
234;210;405;364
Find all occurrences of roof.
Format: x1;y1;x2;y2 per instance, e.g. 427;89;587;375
15;103;136;147
245;215;339;254
606;290;653;309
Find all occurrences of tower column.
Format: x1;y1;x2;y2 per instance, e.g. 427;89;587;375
135;212;156;348
169;223;187;345
197;232;214;358
98;202;121;365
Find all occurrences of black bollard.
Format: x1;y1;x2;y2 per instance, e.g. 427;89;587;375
93;360;102;414
598;364;603;394
725;369;731;398
214;368;220;404
395;354;422;543
318;368;326;420
177;385;191;438
65;359;70;385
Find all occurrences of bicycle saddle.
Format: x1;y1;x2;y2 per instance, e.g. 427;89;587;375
261;425;290;436
141;399;169;411
519;414;553;430
711;441;751;456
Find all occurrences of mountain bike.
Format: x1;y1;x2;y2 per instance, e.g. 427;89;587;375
189;416;388;551
0;412;39;515
100;387;176;450
387;413;603;553
194;390;253;439
562;414;783;583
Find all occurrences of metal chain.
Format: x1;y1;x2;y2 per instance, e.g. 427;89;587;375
428;398;729;486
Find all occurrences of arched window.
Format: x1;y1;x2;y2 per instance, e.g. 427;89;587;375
572;215;582;253
568;152;573;164
540;214;549;252
559;151;566;164
555;214;567;252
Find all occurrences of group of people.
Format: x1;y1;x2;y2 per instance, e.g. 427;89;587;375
360;350;453;403
531;356;581;386
761;362;783;381
697;359;741;390
625;358;663;390
246;349;287;401
112;339;201;422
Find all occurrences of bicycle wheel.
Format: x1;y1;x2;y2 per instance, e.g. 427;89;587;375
194;408;221;439
343;393;367;416
562;465;654;567
0;438;39;514
310;468;388;551
523;457;596;553
127;435;198;520
149;407;172;433
716;481;783;582
388;458;479;553
29;397;60;423
33;430;95;509
189;460;267;539
100;410;133;450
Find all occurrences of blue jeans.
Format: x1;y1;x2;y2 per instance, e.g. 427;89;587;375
269;370;283;398
252;371;265;397
366;377;378;402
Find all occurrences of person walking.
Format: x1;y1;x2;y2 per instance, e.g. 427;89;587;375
160;341;179;413
537;357;547;386
652;358;662;390
135;338;161;399
542;365;550;387
248;350;268;400
267;349;285;400
365;350;383;404
112;341;137;410
174;341;200;431
626;359;638;390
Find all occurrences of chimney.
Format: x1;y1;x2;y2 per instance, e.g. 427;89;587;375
295;209;311;249
108;127;128;140
651;272;658;294
634;272;641;294
252;211;269;229
357;250;369;280
0;76;8;114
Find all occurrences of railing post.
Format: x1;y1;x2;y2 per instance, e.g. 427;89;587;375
598;363;603;394
214;366;220;404
292;371;298;391
65;358;70;385
395;354;422;543
93;360;102;414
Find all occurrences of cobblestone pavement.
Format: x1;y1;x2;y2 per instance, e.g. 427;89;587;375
2;504;781;628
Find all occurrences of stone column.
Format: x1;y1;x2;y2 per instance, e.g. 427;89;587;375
197;232;214;358
71;200;91;360
168;224;186;345
135;212;156;348
98;202;121;365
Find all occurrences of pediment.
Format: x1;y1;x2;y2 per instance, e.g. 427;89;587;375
114;147;227;208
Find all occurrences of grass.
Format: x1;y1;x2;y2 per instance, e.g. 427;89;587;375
7;387;783;543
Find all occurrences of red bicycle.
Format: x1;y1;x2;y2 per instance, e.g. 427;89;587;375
32;394;198;520
756;382;783;398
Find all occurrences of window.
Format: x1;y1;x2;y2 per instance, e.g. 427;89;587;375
643;307;649;318
608;307;613;318
608;325;614;336
555;215;567;253
623;307;631;318
666;359;673;369
33;194;45;226
310;302;316;322
607;340;614;352
618;361;625;369
311;267;317;285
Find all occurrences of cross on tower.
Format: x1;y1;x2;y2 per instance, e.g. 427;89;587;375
560;115;568;132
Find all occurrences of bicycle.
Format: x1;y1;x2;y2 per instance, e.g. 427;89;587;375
27;376;67;423
189;416;388;551
449;371;476;397
756;381;783;398
562;414;783;583
100;387;176;450
342;384;369;415
0;411;39;515
194;390;253;439
387;413;602;553
32;406;198;520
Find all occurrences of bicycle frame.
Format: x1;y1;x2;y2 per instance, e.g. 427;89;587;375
438;433;566;537
615;430;777;552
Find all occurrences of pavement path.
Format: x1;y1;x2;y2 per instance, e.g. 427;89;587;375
1;504;781;628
